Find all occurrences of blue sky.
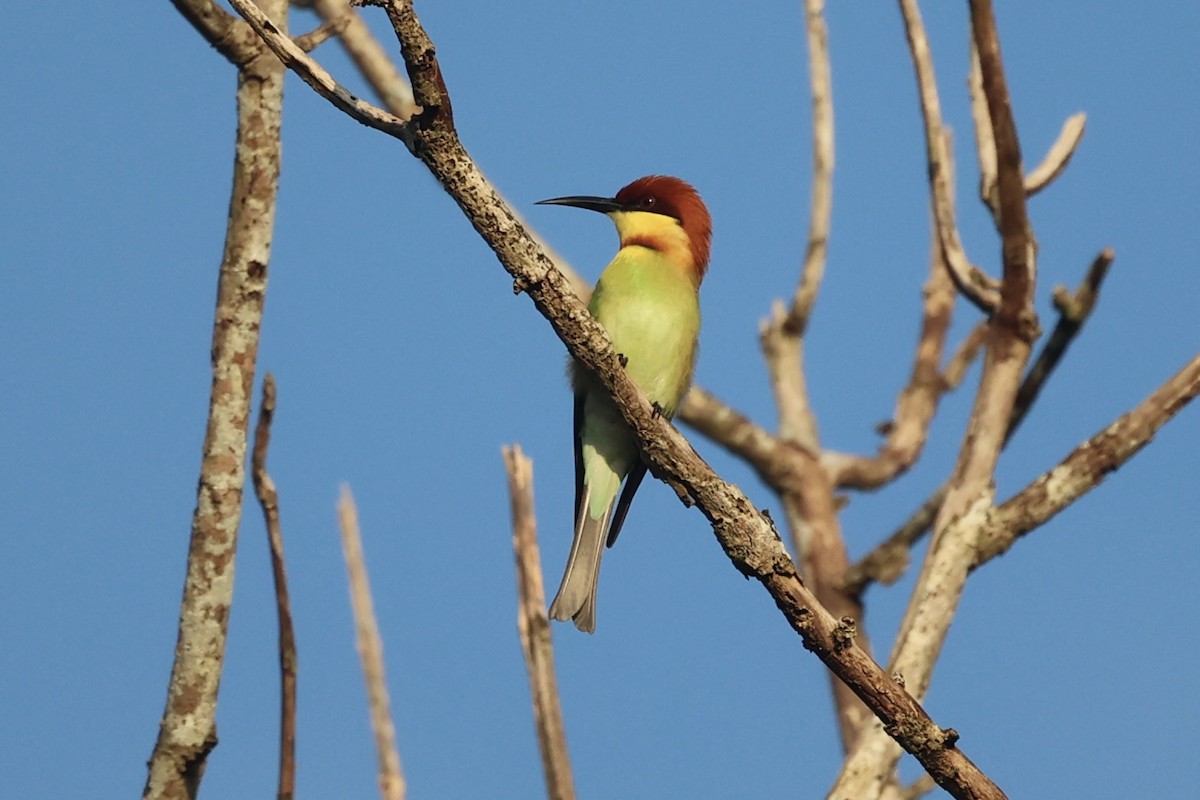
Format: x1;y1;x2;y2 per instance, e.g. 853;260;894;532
3;2;1198;798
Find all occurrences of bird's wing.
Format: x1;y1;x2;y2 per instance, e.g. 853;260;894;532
606;458;648;548
573;390;585;525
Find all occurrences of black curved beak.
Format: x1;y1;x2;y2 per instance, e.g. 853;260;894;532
535;195;623;214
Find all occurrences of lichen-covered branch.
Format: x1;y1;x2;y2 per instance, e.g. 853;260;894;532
144;5;285;797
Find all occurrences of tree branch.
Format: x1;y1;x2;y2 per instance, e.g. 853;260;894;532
171;0;257;63
788;0;834;333
845;248;1112;595
1005;247;1112;442
970;45;1086;216
310;0;419;117
898;0;1000;314
225;0;412;140
338;488;406;800
976;354;1200;566
252;375;297;800
144;4;286;796
503;446;575;800
1024;113;1087;197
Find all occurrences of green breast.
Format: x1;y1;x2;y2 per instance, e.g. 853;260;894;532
588;247;701;416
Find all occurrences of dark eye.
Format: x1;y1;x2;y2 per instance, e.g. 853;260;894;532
640;195;657;209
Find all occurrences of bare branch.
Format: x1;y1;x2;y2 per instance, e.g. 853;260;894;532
310;0;419;117
252;375;297;800
1006;247;1112;442
846;247;1111;593
968;42;998;216
942;321;990;390
977;354;1200;566
972;47;1086;213
226;0;412;141
170;0;257;63
1024;113;1087;197
788;0;834;331
679;386;853;503
761;300;821;451
843;486;944;595
338;488;406;800
503;446;575;800
899;0;1001;314
308;0;586;296
144;4;286;796
293;13;350;52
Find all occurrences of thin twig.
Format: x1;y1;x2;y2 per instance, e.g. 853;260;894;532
899;0;1000;314
338;488;406;800
1024;113;1086;197
252;375;297;800
294;14;350;52
788;0;834;332
503;446;575;800
967;42;998;215
309;0;419;118
308;0;585;295
225;0;412;141
1006;247;1113;442
144;5;285;797
942;321;990;390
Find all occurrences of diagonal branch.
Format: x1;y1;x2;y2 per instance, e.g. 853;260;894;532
976;354;1200;567
224;0;412;140
144;3;286;797
310;0;420;117
171;0;257;62
503;446;575;800
1005;247;1112;442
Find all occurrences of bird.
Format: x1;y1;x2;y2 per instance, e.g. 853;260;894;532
536;175;712;633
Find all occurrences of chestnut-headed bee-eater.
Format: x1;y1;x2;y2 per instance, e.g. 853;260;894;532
536;175;711;633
